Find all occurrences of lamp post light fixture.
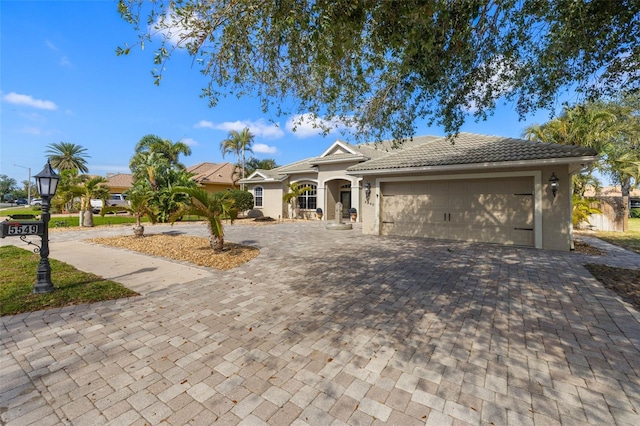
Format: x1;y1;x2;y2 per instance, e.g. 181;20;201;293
549;172;559;198
33;161;60;294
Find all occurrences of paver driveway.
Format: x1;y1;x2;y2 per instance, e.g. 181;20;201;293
2;221;640;425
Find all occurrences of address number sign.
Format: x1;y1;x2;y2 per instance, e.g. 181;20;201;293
0;221;45;238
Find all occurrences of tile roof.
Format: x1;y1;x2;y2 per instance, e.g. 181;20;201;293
347;133;598;172
187;162;237;184
272;158;317;174
106;173;133;188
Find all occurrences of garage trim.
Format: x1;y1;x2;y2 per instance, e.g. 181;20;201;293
372;171;543;249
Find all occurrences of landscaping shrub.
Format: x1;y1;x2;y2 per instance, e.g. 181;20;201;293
227;189;254;212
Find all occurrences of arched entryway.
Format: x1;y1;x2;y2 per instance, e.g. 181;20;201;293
322;178;361;221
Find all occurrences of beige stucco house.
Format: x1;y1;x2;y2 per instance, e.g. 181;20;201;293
104;162;237;195
187;162;238;193
105;173;134;194
241;133;598;251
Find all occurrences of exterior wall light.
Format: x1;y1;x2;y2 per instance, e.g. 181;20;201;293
364;182;371;203
549;172;559;198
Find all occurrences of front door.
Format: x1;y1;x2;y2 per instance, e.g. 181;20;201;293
340;192;351;218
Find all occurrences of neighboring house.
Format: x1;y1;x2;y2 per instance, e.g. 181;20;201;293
187;162;238;193
241;133;598;251
103;163;237;195
105;173;134;194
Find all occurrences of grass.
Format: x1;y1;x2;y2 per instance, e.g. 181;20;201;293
0;245;138;316
1;208;205;229
582;218;640;313
595;217;640;254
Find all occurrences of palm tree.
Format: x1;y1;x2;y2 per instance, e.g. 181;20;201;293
283;182;313;219
220;128;254;182
103;190;158;237
134;134;192;169
46;142;90;173
79;175;109;227
170;187;235;252
245;157;278;176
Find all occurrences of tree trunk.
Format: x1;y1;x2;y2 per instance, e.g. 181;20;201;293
213;235;224;252
80;210;94;227
132;224;145;237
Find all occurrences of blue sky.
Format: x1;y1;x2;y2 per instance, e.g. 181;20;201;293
1;0;572;187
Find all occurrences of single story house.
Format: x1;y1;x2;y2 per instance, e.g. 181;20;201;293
187;162;238;193
240;133;598;251
105;173;134;194
104;162;237;195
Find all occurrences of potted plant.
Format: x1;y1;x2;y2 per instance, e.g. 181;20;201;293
349;207;357;222
316;207;323;220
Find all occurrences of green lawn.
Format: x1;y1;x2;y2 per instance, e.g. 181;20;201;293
595;217;640;255
1;208;204;228
0;246;138;316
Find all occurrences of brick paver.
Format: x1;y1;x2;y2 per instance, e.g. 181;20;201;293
2;222;640;425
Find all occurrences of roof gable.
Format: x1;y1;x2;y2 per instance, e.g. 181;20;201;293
319;140;359;157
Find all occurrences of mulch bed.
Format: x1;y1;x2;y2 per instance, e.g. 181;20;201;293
584;264;640;312
88;234;260;270
574;239;640;312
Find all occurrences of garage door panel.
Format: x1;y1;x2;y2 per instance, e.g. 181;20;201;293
381;177;534;247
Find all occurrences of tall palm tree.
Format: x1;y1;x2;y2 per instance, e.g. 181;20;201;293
134;134;192;169
46;142;90;173
220;128;254;182
170;187;235;252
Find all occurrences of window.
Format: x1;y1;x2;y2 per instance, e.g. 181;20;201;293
297;184;317;210
254;187;263;207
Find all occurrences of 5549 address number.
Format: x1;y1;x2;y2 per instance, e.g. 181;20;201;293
0;222;44;238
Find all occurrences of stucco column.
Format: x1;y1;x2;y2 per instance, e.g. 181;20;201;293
317;182;326;221
352;179;361;222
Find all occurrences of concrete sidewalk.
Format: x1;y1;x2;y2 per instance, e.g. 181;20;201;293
2;222;640;425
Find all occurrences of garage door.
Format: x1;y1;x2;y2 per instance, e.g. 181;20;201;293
380;177;534;246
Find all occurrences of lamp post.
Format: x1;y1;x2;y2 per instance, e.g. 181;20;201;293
33;161;60;294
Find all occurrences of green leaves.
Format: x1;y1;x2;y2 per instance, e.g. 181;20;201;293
117;0;640;140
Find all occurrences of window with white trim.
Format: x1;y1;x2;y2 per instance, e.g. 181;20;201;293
254;186;263;207
297;184;317;210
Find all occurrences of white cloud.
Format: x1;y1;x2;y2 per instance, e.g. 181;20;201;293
195;118;284;139
45;40;72;67
18;127;42;135
180;137;198;146
285;113;357;138
253;143;277;154
59;56;72;67
151;9;199;47
45;40;58;51
194;120;215;129
3;92;58;110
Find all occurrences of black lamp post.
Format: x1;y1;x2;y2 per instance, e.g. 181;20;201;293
33;161;60;294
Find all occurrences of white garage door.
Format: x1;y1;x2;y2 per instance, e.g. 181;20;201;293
380;177;534;246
